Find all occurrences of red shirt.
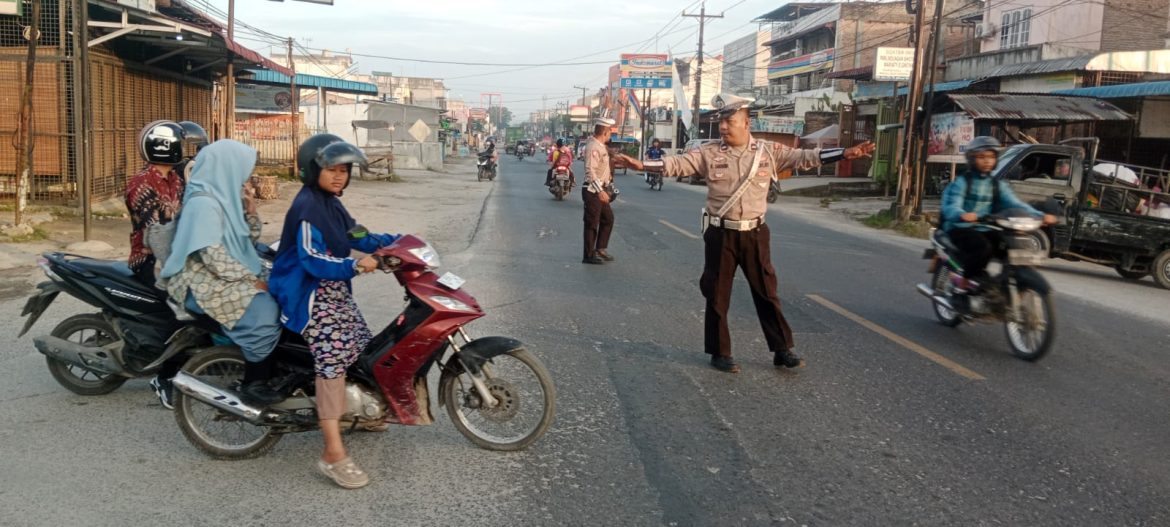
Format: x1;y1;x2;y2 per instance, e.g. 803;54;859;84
125;165;184;274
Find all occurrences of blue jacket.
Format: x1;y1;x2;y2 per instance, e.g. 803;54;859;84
269;220;398;333
941;172;1040;232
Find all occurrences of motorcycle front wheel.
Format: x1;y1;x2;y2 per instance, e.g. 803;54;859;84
931;266;963;327
441;349;556;452
173;347;282;460
1004;288;1055;362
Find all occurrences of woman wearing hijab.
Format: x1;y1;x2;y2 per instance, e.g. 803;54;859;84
160;139;285;406
269;134;400;489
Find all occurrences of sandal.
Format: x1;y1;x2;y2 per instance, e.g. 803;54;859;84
317;457;370;489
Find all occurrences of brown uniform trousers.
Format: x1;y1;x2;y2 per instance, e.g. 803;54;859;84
663;139;821;357
582;188;614;259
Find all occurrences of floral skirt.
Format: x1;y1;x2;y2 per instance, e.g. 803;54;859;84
303;280;373;379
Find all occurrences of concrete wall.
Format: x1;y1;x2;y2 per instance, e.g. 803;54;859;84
1000;72;1079;92
836;3;915;70
722;31;770;93
982;0;1103;54
302;102;445;172
942;43;1088;81
1101;0;1170;51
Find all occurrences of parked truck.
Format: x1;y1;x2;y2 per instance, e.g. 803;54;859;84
992;138;1170;289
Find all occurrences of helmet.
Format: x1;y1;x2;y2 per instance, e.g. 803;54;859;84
556;138;564;147
138;120;184;164
965;136;1001;157
296;133;367;189
178;121;209;159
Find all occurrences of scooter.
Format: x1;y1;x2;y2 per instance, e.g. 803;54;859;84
644;171;663;191
549;166;574;201
767;179;781;203
916;210;1056;361
171;232;556;458
476;153;497;182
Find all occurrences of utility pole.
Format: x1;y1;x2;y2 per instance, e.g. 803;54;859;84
223;0;236;139
13;0;41;226
574;84;591;135
913;0;948;217
288;37;298;178
896;0;930;221
683;2;723;135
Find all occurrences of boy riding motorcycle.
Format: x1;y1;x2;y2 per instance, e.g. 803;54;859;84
940;136;1055;297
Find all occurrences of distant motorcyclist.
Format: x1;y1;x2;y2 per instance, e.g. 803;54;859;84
546;138;574;187
645;138;665;161
940;136;1055;294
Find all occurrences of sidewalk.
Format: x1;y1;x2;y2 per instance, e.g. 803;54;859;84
0;158;489;296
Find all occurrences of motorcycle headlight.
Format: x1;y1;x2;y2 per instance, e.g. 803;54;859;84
429;295;474;312
408;245;441;268
996;217;1042;231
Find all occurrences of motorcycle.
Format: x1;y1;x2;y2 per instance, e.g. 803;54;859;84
18;247;279;396
549;166;573;201
916;210;1056;361
170;232;557;458
644;171;663;191
767;179;781;203
516;147;527;161
476;153;497;182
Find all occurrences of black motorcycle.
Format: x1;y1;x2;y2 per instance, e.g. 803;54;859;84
767;179;781;203
916;210;1056;361
644;171;663;191
476;152;497;182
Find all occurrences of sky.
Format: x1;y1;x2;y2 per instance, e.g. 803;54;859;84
201;0;790;117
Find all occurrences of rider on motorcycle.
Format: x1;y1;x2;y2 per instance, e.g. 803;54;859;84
940;136;1055;295
644;139;665;186
545;138;574;187
269;134;401;489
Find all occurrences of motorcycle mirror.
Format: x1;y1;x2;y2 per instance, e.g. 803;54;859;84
347;225;369;240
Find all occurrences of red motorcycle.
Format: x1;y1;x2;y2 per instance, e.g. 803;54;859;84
171;234;556;459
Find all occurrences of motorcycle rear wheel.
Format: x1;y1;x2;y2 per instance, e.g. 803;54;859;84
931;266;963;327
45;314;127;395
1004;288;1055;362
441;349;556;452
173;347;282;460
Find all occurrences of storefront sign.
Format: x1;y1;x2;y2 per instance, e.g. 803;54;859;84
874;47;914;82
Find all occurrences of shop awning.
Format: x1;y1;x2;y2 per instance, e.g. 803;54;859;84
949;94;1132;121
244;70;378;96
1052;80;1170;99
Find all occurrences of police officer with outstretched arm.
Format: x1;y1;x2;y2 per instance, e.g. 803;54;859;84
619;94;875;373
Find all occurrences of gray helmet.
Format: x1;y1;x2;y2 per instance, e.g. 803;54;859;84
178;121;209;159
965;136;1001;157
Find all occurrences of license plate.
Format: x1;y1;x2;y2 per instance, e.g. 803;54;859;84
1007;249;1047;267
437;272;465;290
555;174;569;180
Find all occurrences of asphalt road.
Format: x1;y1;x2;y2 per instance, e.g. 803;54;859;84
2;156;1169;526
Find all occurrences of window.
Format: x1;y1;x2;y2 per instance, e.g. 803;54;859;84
1000;8;1032;49
1005;152;1073;187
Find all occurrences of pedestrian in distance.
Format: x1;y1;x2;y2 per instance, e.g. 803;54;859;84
619;93;875;373
581;116;618;265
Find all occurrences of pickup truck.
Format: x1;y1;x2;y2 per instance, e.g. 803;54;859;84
993;138;1170;289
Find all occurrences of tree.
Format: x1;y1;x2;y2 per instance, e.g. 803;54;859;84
488;106;513;128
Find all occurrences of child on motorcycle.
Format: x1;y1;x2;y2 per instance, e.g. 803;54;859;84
546;138;574;187
268;134;400;489
940;136;1055;294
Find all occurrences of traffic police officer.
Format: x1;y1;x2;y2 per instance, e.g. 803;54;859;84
620;94;875;373
582;116;618;265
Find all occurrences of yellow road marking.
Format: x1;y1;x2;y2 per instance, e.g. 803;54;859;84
658;219;701;240
805;294;986;381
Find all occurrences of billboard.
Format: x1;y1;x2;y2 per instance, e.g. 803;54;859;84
236;84;294;113
927;112;975;157
569;105;590;123
620;54;673;77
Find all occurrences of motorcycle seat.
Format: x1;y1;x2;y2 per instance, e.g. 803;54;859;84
67;256;165;297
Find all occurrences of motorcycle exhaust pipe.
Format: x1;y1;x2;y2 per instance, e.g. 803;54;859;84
170;372;264;423
916;284;956;311
33;335;126;376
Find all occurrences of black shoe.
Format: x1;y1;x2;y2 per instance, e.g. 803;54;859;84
239;380;286;406
773;349;805;369
710;355;741;373
240;358;286;406
582;255;605;265
596;250;615;262
150;376;174;410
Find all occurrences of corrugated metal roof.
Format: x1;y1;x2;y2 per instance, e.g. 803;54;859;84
898;79;973;97
1051;81;1170;99
949;94;1131;121
243;70;379;95
981;55;1095;79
